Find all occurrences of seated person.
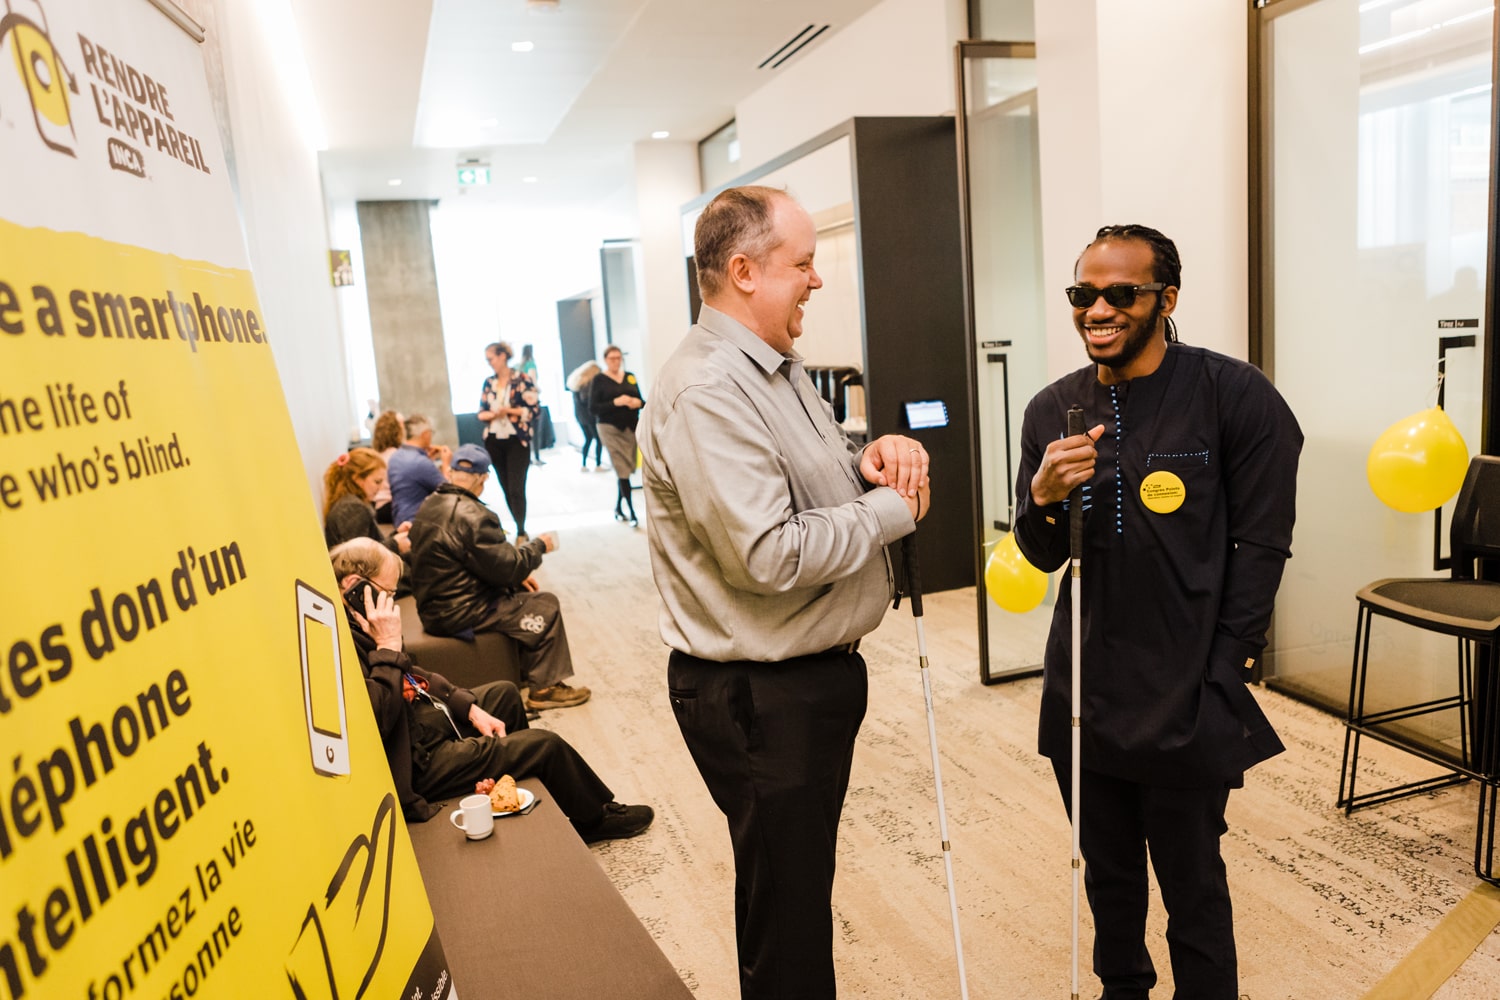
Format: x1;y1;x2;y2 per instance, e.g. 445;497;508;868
387;414;452;527
369;409;405;523
323;447;410;555
408;444;591;712
331;538;652;841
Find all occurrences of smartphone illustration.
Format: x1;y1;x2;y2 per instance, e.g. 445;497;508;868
5;0;80;157
296;580;350;776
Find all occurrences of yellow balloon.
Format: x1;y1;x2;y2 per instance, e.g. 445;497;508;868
1366;406;1469;513
985;532;1049;613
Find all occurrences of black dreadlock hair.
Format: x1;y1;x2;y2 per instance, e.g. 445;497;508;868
1082;224;1182;343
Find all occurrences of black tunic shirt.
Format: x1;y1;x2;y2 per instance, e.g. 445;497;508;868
1014;344;1303;787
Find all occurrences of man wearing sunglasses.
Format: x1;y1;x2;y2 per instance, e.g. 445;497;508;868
329;537;653;842
1012;225;1302;999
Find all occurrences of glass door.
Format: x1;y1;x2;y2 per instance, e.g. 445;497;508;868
1255;0;1493;755
956;41;1053;682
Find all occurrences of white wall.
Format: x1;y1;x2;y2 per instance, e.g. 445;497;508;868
734;0;966;172
327;200;378;436
428;192;637;417
199;0;355;502
634;0;966;380
633;141;701;386
1035;0;1248;376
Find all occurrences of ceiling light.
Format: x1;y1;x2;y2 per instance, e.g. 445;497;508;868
522;176;538;184
512;41;534;52
651;130;671;139
387;178;403;187
526;0;560;11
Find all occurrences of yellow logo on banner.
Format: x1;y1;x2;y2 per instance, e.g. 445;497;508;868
1;1;80;156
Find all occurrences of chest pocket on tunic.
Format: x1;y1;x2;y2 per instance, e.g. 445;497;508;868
1138;448;1211;516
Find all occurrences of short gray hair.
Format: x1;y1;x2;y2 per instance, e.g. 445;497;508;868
450;468;486;494
694;185;788;298
403;414;431;439
329;537;393;581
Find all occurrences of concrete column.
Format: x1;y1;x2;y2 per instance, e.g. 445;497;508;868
357;200;458;446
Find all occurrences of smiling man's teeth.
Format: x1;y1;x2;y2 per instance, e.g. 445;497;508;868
1088;326;1123;339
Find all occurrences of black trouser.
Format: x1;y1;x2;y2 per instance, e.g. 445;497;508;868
410;681;612;826
669;648;867;1000
579;418;602;466
471;590;573;691
1051;763;1236;1000
482;435;530;535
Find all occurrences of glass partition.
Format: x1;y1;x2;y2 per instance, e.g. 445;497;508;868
1258;0;1493;754
957;41;1052;682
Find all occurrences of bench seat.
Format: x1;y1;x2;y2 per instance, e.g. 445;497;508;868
407;778;692;999
398;595;523;690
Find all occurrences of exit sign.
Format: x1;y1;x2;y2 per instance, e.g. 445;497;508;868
457;166;491;186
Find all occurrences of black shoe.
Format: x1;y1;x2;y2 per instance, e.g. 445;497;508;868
579;802;654;844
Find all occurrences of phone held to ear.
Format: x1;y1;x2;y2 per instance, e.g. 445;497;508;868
342;579;377;612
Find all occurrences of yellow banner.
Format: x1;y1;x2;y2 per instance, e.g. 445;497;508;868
1;3;448;1000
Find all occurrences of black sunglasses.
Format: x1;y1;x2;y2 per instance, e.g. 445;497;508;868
1064;282;1165;309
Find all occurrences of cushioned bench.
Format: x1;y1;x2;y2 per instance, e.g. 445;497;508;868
398;595;523;690
407;778;692;999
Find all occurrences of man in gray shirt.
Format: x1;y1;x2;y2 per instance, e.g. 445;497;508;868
640;185;930;999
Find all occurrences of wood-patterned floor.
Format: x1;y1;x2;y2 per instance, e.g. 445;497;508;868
479;446;1500;999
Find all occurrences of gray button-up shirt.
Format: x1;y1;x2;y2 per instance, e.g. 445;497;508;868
640;305;914;662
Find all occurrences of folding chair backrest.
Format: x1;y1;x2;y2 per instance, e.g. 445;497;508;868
1449;455;1500;580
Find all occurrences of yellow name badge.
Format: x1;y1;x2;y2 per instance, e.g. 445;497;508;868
1140;470;1186;514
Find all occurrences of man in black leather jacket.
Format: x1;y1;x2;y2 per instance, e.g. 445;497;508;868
408;444;590;711
329;538;650;840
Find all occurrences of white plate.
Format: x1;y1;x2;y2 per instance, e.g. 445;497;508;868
492;786;534;817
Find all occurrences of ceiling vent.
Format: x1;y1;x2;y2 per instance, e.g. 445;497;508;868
758;24;831;70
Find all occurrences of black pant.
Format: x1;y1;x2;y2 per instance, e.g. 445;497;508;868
472;590;573;691
482;435;530;535
668;648;867;1000
579;418;602;466
411;681;612;826
1051;763;1236;1000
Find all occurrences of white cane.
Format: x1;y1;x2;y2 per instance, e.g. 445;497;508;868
901;532;970;999
1066;405;1086;1000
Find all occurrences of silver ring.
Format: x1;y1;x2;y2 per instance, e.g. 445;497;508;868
909;448;920;455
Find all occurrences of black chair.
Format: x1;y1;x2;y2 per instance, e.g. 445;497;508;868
1338;455;1500;883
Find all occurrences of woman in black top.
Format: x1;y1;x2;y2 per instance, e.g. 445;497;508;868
589;344;645;526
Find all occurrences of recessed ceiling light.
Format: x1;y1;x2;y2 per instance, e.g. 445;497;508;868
387;178;403;186
651;130;671;139
522;176;538;184
512;41;534;52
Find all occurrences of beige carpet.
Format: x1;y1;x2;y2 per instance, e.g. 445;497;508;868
487;450;1500;999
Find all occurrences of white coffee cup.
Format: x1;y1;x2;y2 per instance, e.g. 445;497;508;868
450;794;494;840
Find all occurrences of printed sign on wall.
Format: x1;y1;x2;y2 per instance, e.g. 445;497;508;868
0;2;450;998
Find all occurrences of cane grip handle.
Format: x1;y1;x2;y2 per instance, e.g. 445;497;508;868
901;533;924;617
1067;407;1085;561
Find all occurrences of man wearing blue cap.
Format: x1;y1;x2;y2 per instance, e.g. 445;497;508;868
408;443;591;711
